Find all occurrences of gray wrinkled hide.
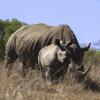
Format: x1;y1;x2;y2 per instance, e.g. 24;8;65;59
5;24;79;65
4;23;82;76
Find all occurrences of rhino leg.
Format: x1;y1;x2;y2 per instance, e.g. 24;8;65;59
20;62;28;77
59;66;68;82
45;66;54;83
3;57;11;77
3;46;18;77
53;65;68;82
3;56;17;77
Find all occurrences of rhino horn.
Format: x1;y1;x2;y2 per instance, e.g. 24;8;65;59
82;43;91;51
65;40;73;47
81;65;91;76
60;40;73;50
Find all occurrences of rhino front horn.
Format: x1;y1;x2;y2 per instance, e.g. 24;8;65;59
82;65;91;76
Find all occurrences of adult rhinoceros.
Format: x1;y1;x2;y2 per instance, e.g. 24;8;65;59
4;23;90;76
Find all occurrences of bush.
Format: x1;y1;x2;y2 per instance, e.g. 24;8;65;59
85;49;100;66
0;19;26;60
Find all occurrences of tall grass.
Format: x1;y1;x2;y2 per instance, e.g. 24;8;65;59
0;60;100;100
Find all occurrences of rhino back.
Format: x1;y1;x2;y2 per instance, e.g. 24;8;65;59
38;44;58;67
7;23;79;65
14;24;79;53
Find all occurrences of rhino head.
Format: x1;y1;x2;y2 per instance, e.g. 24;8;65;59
53;39;70;64
70;43;91;66
62;40;91;69
74;64;91;82
60;40;91;81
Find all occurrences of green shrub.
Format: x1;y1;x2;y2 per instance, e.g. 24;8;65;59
0;19;25;60
85;49;100;66
0;37;5;59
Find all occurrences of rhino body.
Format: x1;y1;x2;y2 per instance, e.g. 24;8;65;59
4;23;90;76
38;42;70;82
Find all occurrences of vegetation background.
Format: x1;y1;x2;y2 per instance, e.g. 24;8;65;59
0;19;100;100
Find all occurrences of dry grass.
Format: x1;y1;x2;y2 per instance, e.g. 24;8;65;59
0;61;100;100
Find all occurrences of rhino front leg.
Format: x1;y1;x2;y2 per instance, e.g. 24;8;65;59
45;66;54;83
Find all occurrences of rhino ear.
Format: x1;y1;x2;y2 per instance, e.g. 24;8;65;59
65;40;73;47
82;43;91;51
53;39;60;46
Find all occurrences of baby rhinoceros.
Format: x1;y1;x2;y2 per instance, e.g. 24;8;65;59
38;39;70;83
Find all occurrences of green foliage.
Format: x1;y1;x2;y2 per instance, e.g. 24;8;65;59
0;18;26;60
0;37;5;59
86;49;95;56
85;49;100;66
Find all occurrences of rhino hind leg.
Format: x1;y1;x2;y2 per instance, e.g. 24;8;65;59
3;56;17;77
20;62;28;77
3;57;11;77
3;49;18;77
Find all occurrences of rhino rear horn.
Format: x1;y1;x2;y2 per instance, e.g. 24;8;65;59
66;40;73;47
